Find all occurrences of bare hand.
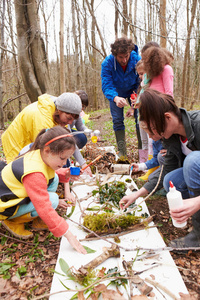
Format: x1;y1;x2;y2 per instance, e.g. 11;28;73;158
130;97;137;107
119;193;137;210
81;164;93;177
160;149;167;156
130;163;139;173
64;193;76;206
58;199;71;209
126;107;134;117
170;198;200;224
64;230;87;254
114;96;128;108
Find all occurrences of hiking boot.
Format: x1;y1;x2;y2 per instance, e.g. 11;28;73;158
1;213;34;239
115;130;127;157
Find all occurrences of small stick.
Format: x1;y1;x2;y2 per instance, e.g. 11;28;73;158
145;277;180;299
79;225;157;242
81;155;102;171
78;244;120;276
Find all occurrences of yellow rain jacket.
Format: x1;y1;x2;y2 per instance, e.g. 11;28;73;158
0;149;55;219
2;94;57;163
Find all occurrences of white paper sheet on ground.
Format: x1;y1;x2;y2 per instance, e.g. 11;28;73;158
50;175;188;300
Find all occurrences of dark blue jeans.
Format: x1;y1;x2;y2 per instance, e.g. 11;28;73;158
64;130;87;167
109;99;138;131
163;151;200;199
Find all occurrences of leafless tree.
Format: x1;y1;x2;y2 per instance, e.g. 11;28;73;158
181;0;197;106
60;0;65;93
159;0;167;48
14;0;53;103
0;0;5;128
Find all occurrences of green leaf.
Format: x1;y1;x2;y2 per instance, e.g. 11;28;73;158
92;190;99;196
3;273;11;279
0;263;15;274
83;246;96;253
86;206;100;211
59;278;70;290
17;265;27;276
66;205;75;218
70;292;78;300
59;258;73;277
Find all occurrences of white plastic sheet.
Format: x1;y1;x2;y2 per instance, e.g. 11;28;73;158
50;174;188;299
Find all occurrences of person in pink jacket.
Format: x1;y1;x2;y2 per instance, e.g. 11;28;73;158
137;45;174;180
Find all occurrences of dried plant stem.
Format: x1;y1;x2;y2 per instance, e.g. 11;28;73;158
145;277;180;300
79;224;157;242
124;165;164;215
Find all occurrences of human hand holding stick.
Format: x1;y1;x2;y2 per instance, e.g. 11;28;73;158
81;155;102;171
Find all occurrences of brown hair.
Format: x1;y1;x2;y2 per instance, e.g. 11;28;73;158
53;110;79;125
139;89;181;135
141;41;160;54
31;126;76;154
111;37;135;56
75;90;88;107
135;60;144;72
142;46;174;79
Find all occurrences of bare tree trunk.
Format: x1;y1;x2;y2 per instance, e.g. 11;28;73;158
181;0;197;106
0;0;5;129
83;0;89;96
133;0;138;42
53;8;60;95
147;0;153;41
72;0;80;89
114;0;119;39
66;26;72;91
40;0;51;69
159;0;167;48
85;0;107;58
75;0;83;85
91;0;97;110
60;0;65;93
129;0;133;40
194;8;200;107
14;0;52;103
185;0;191;107
7;0;22;112
122;0;128;36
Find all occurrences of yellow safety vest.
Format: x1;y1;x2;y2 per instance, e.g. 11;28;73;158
0;149;55;219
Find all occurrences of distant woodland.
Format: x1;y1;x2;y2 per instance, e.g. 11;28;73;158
0;0;199;128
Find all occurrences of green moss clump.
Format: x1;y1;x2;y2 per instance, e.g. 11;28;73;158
75;268;96;287
92;181;127;209
83;212;142;233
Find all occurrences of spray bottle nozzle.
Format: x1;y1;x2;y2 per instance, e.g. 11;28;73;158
169;181;174;188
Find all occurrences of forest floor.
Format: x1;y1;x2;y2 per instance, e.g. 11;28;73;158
0;107;200;299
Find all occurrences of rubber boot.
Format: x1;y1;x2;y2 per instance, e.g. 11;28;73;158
32;217;48;231
115;130;127;157
169;189;200;250
138;155;159;180
1;213;35;239
138;149;148;163
136;127;142;150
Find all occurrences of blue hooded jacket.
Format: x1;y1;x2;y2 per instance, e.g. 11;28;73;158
101;45;141;102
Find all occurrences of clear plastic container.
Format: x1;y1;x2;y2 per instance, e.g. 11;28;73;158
167;181;187;228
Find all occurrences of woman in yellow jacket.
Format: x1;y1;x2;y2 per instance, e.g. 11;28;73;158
2;93;91;173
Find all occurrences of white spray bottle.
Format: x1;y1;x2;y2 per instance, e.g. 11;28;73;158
167;181;187;228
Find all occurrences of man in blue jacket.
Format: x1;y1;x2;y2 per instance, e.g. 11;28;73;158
101;37;141;157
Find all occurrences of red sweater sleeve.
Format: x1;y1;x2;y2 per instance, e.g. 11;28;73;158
23;173;69;237
56;168;70;183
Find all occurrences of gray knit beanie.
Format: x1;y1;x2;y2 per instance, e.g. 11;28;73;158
55;93;82;115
